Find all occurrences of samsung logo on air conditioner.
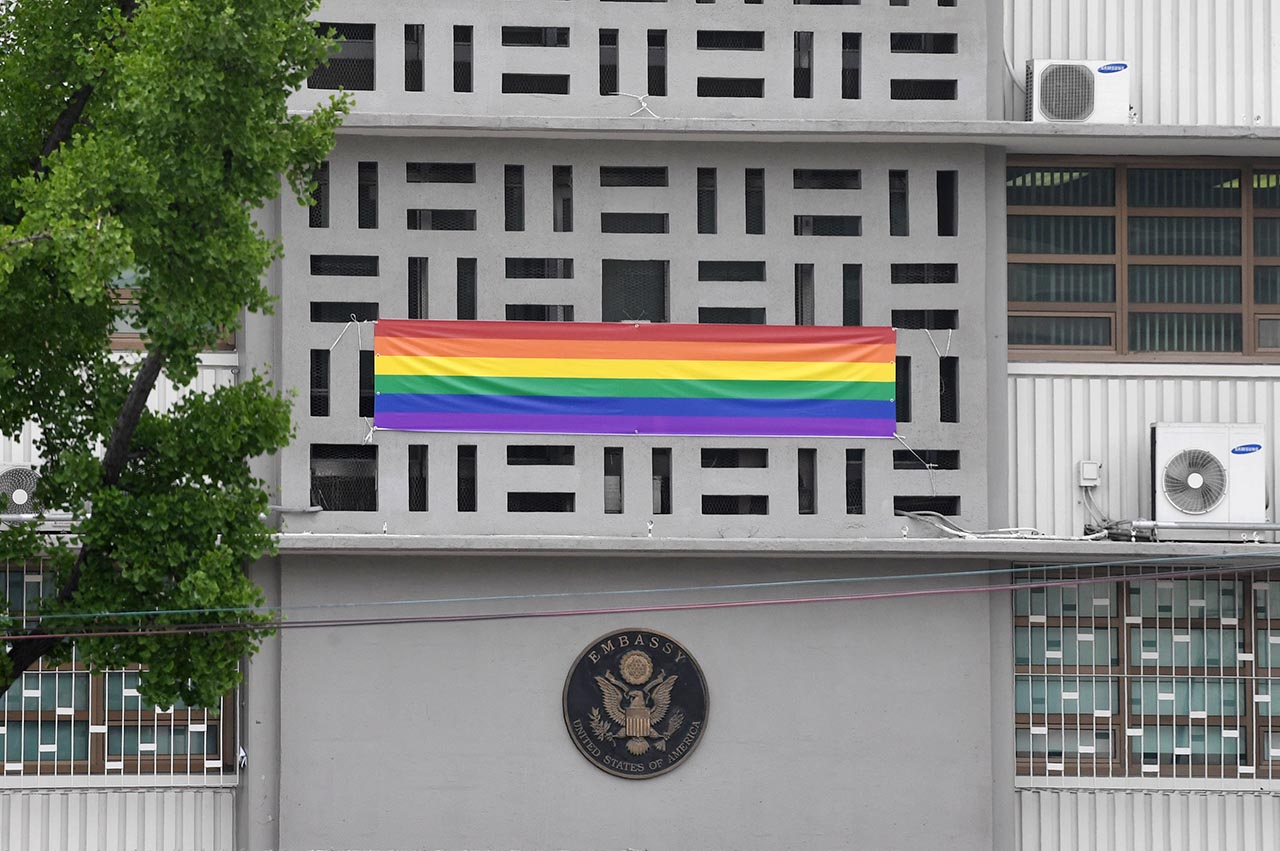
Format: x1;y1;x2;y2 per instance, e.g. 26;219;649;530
1097;62;1128;74
1231;443;1263;455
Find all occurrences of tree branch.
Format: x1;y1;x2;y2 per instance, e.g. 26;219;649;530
2;348;168;684
0;232;52;252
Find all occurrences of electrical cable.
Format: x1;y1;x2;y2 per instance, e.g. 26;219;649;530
10;548;1277;624
4;560;1276;642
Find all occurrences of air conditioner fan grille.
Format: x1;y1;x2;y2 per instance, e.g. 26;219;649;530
1162;448;1227;515
0;467;41;515
1039;64;1095;121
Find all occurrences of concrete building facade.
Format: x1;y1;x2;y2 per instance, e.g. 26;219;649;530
6;1;1280;849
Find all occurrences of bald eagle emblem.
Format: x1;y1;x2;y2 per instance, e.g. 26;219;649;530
589;651;684;756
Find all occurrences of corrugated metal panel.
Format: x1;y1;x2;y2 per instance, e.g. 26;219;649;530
0;362;239;470
0;789;234;851
1004;0;1280;126
1016;789;1280;851
1008;366;1280;537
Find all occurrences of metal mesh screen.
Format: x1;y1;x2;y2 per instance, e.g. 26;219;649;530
701;495;768;515
892;309;959;330
310;444;377;511
600;166;668;187
506;258;574;279
647;30;667;96
841;33;861;99
309;162;329;228
453;26;473;92
798;448;817;514
745;169;765;234
939;356;959;423
358;350;374;418
457;445;476;512
794;32;813;99
894;495;961;515
408;257;428;320
507;493;576;512
698;77;764;98
553;166;574;232
408;445;428;512
310;302;379;323
505;165;525;232
843;265;863;326
794;169;861;190
602;260;669;323
697;168;717;234
845;449;865;514
309;349;330;417
701;448;768;468
890;33;957;53
309;23;376;91
357;162;378;229
794;215;861;236
699;261;765;282
699;307;765;324
794;264;815;325
891;263;958;284
502;74;569;95
600;212;669;234
697;31;765;51
310;255;379;276
404;25;423;92
457;258;477;320
890;79;958;100
506;304;575;321
507;445;575;466
896;355;911;422
407;162;476;183
889;170;910;236
407;209;476;231
599;29;618;95
893;449;960;470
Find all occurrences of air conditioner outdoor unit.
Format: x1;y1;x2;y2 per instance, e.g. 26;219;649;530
1150;423;1268;540
1025;59;1131;123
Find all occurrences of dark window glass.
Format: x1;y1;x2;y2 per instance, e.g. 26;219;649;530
1006;167;1116;206
502;74;570;95
1008;216;1116;255
699;307;766;324
896;356;911;422
506;258;574;279
890;33;957;53
890;79;957;100
697;31;765;51
698;77;764;98
506;304;575;321
601;212;669;233
893;450;960;470
1128;217;1241;256
937;170;958;236
407;209;477;231
939;356;959;423
407;163;476;183
794;264;814;325
1128;266;1241;304
892;309;958;330
651;448;672;515
1129;313;1242;353
310;302;379;323
891;263;958;284
1009;316;1112;347
794;169;861;190
600;166;668;187
794;215;861;236
1128;169;1241;208
501;27;570;47
798;448;816;514
457;446;476;512
1008;264;1115;302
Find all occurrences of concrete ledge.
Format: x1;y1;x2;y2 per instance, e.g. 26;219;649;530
299;113;1280;156
276;532;1280;560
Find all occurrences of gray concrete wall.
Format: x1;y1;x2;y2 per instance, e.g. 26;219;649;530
243;553;1003;851
292;0;990;122
274;137;996;539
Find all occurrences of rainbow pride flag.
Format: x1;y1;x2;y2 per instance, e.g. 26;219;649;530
373;320;896;438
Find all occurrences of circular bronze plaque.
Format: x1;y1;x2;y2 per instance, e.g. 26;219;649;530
563;628;709;779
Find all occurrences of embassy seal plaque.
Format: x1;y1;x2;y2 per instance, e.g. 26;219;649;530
563;629;709;779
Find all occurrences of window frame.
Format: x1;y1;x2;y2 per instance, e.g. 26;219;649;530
1008;156;1280;363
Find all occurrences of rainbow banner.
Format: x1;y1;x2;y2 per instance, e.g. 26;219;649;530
373;320;896;438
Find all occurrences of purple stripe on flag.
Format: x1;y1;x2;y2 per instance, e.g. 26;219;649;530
373;411;896;438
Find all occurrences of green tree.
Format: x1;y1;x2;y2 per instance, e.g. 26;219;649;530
0;0;346;707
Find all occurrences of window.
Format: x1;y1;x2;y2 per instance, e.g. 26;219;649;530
309;162;329;228
357;162;378;229
1008;160;1280;359
404;25;424;91
0;566;236;778
648;30;667;96
310;445;377;511
309;23;375;90
1015;566;1280;780
602;260;669;322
